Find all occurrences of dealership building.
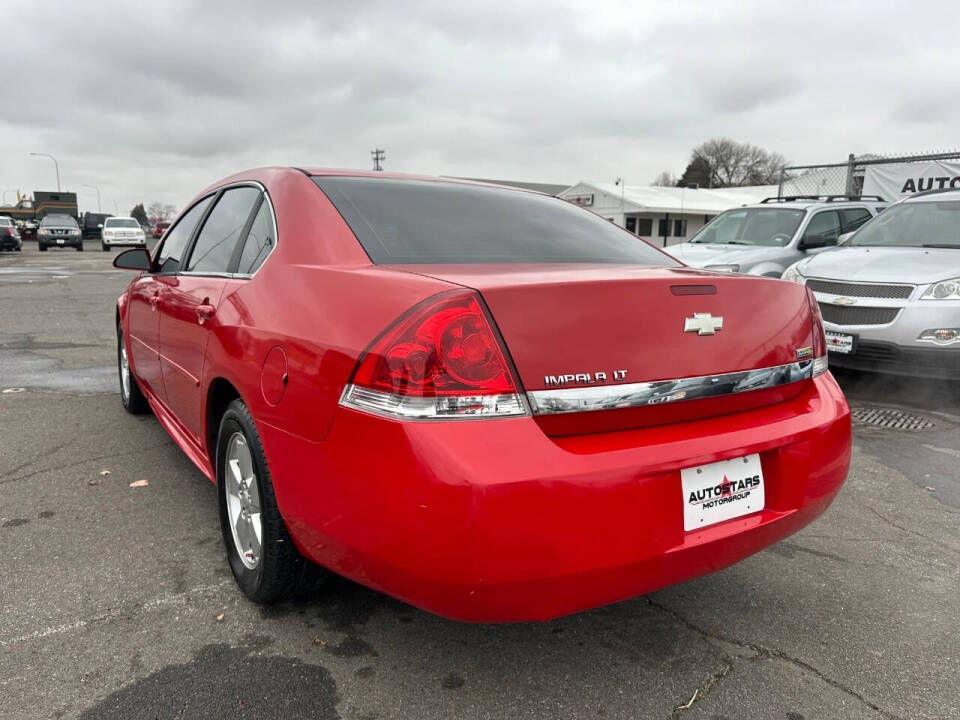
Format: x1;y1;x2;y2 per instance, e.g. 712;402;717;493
558;182;777;247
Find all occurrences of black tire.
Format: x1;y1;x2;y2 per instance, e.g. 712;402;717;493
217;399;325;603
14;246;21;251
76;243;84;252
38;244;47;252
101;242;108;251
117;324;149;414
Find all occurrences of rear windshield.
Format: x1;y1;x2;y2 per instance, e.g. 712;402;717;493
312;177;678;265
0;217;12;226
105;218;140;228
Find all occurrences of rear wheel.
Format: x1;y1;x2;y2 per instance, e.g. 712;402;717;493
217;399;325;603
117;324;149;414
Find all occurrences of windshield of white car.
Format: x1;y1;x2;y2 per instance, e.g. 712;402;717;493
40;214;78;227
849;200;960;248
105;218;140;228
689;208;805;246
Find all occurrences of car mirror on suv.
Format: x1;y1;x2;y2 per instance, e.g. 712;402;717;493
837;231;854;245
113;248;152;271
799;235;828;251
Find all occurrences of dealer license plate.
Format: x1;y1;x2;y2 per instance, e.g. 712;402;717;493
56;238;65;245
825;331;854;354
681;454;764;531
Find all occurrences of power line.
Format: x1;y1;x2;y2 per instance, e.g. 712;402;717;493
371;148;386;171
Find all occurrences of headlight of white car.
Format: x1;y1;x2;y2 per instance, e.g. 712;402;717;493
781;262;806;284
921;278;960;300
705;264;740;272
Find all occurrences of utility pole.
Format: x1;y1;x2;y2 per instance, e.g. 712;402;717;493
371;148;386;171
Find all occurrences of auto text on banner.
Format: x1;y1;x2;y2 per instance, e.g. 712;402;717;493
861;161;960;202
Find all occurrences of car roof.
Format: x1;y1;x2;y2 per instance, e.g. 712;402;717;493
905;187;960;203
105;216;136;221
738;197;887;211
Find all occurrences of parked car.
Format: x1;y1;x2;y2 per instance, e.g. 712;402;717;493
782;188;960;379
81;212;113;239
101;216;147;251
112;168;849;621
37;214;83;251
668;196;886;277
153;221;170;238
0;216;22;251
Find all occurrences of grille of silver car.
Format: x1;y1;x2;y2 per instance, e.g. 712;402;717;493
807;279;913;300
818;304;900;326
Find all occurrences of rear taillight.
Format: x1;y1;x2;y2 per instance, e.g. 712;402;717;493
4;227;12;236
340;290;528;419
806;288;828;377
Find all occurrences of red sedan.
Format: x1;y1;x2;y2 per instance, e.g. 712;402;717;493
113;168;850;622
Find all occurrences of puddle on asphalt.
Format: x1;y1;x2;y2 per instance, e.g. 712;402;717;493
0;266;75;284
0;333;115;394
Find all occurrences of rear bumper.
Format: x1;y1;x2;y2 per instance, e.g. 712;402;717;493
0;237;21;249
259;374;851;622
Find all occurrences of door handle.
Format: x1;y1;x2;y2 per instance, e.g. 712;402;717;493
195;303;216;325
149;295;161;310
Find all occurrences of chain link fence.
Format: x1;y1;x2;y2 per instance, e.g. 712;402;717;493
777;151;960;200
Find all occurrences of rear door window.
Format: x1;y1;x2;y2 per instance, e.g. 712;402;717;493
186;187;260;273
155;197;213;274
235;197;275;274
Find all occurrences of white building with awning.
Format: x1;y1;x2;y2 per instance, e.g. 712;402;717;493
559;182;778;247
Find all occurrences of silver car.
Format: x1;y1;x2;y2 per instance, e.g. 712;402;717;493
782;189;960;379
668;196;886;277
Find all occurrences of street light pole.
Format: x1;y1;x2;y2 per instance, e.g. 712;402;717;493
29;152;61;191
83;184;102;212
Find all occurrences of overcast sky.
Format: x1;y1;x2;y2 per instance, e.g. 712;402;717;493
3;0;958;214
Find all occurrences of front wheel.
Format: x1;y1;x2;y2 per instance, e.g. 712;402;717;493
38;244;47;252
76;243;84;252
118;324;149;414
217;399;325;603
101;242;108;251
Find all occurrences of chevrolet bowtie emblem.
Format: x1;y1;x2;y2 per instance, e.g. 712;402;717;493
832;296;856;306
684;313;724;336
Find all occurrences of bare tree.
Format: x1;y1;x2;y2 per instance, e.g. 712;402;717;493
146;202;177;222
682;138;786;188
651;171;678;187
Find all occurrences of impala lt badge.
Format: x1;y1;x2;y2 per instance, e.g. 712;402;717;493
684;313;724;336
544;370;628;386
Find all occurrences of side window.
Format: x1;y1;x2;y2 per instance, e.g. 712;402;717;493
155;197;213;274
236;198;275;274
802;210;841;245
186;187;260;273
841;208;872;233
636;218;653;236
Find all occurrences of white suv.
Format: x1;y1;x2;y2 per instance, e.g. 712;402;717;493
101;217;147;251
667;195;887;277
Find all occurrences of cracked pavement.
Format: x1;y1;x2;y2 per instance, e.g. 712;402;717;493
1;241;958;720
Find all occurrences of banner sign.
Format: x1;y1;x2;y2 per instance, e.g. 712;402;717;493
862;161;960;201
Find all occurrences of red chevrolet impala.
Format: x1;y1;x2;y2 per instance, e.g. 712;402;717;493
112;168;850;621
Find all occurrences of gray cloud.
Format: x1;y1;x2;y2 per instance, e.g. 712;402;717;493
2;0;958;212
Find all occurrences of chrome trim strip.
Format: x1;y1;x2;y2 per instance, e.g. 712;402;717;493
527;360;815;415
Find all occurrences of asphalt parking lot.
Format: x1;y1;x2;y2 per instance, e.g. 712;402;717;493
1;240;958;720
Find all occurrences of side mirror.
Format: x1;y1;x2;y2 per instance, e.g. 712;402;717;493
113;248;152;271
97;223;104;229
837;231;854;245
799;235;828;251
